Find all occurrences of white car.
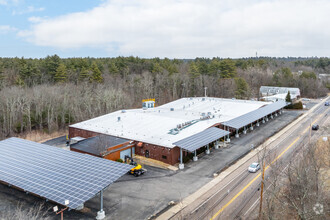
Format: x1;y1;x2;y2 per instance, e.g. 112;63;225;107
248;162;260;173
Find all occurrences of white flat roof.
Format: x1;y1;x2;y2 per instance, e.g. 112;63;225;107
264;93;297;101
70;97;269;148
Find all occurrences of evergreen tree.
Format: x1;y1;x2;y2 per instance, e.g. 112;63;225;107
79;67;90;80
234;77;249;99
189;62;200;78
44;54;61;79
108;61;119;75
54;63;68;83
285;91;292;103
167;64;178;75
150;62;162;73
219;59;237;78
15;75;25;87
90;62;103;83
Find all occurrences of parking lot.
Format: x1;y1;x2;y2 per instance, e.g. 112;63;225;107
0;109;308;219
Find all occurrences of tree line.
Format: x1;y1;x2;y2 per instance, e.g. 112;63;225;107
0;56;329;139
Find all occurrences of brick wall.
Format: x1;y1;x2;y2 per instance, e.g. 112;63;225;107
70;127;179;165
135;143;180;165
69;127;100;139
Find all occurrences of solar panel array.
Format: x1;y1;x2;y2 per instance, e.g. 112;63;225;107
173;127;230;152
0;138;133;209
222;101;287;129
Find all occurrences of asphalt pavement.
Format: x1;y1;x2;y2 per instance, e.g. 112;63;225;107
167;98;329;220
0;106;313;220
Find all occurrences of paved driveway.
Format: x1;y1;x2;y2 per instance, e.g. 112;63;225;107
0;110;306;220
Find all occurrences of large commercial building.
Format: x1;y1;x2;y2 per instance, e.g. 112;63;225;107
69;97;286;166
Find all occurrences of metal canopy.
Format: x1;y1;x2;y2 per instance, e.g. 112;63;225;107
173;127;230;152
222;101;287;129
70;135;129;156
0;138;133;209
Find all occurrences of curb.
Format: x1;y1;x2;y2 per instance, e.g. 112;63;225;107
156;98;328;220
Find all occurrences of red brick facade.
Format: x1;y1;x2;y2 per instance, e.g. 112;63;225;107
69;126;180;165
69;127;100;139
135;142;180;165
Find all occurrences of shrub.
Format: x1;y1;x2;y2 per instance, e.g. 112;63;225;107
116;158;123;163
286;101;303;109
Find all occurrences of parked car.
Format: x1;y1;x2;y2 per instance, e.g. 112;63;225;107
325;101;329;106
248;162;260;173
312;124;319;130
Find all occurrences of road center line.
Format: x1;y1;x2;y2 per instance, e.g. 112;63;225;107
210;109;325;220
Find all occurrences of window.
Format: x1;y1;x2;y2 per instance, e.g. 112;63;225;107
162;155;167;159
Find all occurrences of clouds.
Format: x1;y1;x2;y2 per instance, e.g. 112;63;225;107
0;25;17;34
12;6;44;15
0;0;21;6
18;0;330;58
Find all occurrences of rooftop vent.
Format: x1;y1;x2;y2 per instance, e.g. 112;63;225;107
117;117;121;121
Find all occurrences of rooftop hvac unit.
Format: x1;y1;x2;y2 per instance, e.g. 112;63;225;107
143;107;148;110
121;110;126;113
202;98;205;101
170;108;174;111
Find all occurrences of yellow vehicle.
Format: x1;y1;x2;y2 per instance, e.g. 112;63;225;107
125;156;146;177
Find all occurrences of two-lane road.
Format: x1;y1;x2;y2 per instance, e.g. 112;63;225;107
172;98;329;220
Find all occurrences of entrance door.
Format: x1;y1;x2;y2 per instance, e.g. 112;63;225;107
145;150;149;158
131;147;135;156
120;148;132;160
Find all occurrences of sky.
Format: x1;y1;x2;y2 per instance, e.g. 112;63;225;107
0;0;329;59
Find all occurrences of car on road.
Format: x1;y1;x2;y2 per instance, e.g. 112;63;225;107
248;162;260;173
312;124;319;130
325;101;329;106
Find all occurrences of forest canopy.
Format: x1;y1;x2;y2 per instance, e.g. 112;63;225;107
0;55;329;138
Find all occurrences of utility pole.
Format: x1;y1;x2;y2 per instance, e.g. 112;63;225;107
259;162;265;220
309;118;312;147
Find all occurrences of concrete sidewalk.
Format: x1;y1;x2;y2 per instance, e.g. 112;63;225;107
134;155;178;171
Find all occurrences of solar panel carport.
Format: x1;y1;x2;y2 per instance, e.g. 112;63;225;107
222;101;287;138
173;127;230;169
0;138;133;219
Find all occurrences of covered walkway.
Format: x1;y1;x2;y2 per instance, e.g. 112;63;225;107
173;127;230;169
221;101;287;139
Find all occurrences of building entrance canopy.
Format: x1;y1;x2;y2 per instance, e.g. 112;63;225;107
173;127;230;152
